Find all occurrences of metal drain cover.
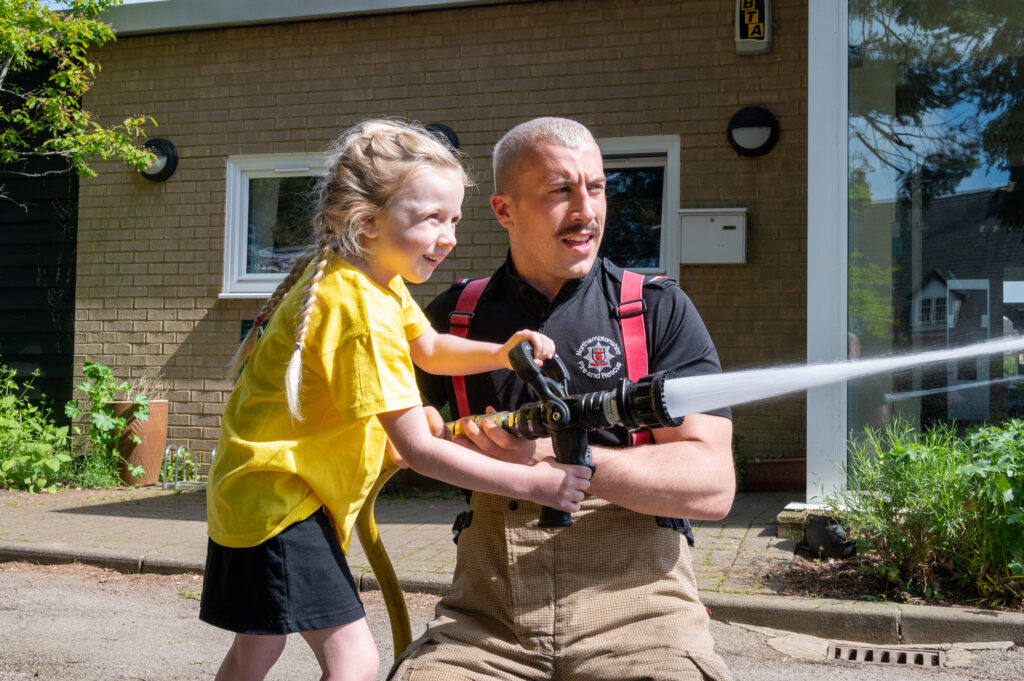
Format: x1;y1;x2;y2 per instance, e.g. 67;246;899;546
828;643;945;667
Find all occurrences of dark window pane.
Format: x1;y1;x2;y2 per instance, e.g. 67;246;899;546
599;166;664;269
246;176;317;274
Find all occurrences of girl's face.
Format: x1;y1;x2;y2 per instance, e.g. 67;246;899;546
362;166;464;286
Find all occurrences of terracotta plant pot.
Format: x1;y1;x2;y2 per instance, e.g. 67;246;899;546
111;399;168;486
740;456;805;492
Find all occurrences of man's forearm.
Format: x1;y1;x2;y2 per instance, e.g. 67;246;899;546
587;414;735;520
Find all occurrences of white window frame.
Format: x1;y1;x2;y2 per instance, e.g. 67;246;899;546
597;135;681;277
220;153;329;299
806;1;849;502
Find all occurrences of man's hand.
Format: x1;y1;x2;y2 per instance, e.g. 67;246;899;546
453;406;556;466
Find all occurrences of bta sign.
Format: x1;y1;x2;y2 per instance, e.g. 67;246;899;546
735;0;772;55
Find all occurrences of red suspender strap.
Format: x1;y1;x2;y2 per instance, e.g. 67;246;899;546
448;277;490;418
619;270;650;381
618;271;664;445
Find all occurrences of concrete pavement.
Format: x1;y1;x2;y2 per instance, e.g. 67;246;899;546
2;487;1022;645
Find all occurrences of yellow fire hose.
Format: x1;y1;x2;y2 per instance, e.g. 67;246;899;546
354;457;413;659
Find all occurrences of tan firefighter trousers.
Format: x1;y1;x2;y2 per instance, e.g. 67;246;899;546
388;493;733;681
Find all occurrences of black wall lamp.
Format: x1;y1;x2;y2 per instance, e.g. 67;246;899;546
426;123;460;151
140;138;178;181
726;106;779;157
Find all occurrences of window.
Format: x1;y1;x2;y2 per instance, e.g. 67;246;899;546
222;138;681;295
919;298;932;325
597;136;681;276
934;296;947;327
809;1;1024;499
221;154;329;298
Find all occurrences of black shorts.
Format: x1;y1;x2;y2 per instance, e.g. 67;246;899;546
199;507;365;635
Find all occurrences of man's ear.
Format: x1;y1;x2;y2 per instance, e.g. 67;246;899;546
490;194;514;231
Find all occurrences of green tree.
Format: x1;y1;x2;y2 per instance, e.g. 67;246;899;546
849;1;1024;224
848;250;896;343
0;0;153;201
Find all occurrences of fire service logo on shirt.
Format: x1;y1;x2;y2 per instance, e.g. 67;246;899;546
575;336;623;379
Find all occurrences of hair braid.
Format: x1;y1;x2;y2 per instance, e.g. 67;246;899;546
284;233;334;419
224;244;319;380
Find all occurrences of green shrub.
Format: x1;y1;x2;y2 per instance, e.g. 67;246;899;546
831;419;1024;605
959;420;1024;600
64;361;148;488
160;447;197;483
0;361;72;493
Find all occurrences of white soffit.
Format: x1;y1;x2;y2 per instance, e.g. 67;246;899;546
102;0;526;34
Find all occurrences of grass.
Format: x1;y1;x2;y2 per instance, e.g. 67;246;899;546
179;587;201;601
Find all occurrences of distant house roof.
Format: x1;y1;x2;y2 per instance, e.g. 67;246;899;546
103;0;524;34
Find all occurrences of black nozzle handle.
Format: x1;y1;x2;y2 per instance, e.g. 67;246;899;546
538;428;591;528
508;340;542;384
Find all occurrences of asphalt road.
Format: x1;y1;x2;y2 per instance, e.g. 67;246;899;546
1;562;1022;681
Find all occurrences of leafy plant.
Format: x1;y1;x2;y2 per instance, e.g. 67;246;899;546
64;361;149;488
160;447;197;484
0;0;155;203
829;418;1024;605
0;360;72;493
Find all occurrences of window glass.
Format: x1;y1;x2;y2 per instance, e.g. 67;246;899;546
246;176;316;274
223;154;327;297
847;2;1024;433
600;162;665;270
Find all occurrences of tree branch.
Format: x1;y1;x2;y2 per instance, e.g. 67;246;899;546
0;53;13;92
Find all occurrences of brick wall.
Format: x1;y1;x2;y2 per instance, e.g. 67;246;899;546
77;0;808;462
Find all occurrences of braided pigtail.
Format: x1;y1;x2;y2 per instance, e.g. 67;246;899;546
284;233;334;420
225;245;319;381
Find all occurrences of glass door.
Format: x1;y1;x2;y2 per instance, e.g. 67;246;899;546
846;2;1024;438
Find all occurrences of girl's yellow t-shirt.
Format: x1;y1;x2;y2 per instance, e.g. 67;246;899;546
207;252;431;550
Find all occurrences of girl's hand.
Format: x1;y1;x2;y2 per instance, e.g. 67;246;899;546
523;459;592;513
385;438;408;468
499;330;555;369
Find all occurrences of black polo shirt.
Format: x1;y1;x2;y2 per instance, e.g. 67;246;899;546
417;256;731;448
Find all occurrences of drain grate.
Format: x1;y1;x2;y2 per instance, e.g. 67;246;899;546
827;644;945;667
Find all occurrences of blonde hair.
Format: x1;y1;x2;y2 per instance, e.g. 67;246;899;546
227;119;470;419
492;117;595;195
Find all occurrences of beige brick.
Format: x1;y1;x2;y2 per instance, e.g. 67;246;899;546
75;0;809;455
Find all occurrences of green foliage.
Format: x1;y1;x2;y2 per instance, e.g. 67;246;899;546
0;0;155;200
848;251;897;343
160;447;196;484
64;361;148;488
0;360;72;493
830;418;1024;605
179;586;201;601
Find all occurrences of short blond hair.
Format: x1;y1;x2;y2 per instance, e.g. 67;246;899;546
492;117;595;195
227;119;470;419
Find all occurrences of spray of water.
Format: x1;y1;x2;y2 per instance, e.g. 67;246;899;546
662;336;1024;419
885;374;1024;402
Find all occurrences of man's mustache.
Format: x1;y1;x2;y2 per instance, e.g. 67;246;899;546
553;224;601;239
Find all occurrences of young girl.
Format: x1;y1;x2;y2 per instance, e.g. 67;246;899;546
200;119;592;681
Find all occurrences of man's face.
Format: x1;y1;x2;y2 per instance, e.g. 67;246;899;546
491;141;607;300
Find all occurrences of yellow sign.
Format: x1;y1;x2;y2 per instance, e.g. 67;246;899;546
738;0;765;40
735;0;771;55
